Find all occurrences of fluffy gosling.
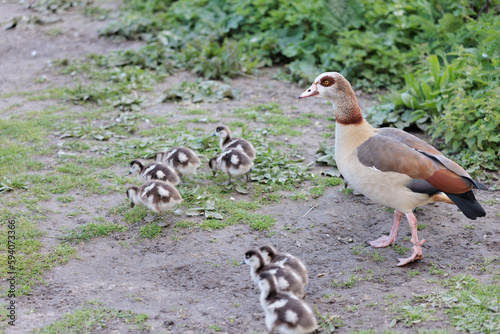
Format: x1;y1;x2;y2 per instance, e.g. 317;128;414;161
213;125;256;160
208;149;253;184
258;272;317;334
154;146;201;180
126;181;182;213
129;160;180;185
243;249;305;299
259;246;309;286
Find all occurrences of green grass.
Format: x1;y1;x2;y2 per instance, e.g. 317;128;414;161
332;274;359;288
140;223;163;238
401;275;500;332
56;195;75;203
0;210;77;296
110;203;150;224
34;300;149;333
315;306;344;333
393;304;437;327
392;244;410;256
59;222;127;244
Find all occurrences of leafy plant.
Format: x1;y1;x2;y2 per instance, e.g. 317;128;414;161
139;223;162;238
162;79;237;103
59;222;127;244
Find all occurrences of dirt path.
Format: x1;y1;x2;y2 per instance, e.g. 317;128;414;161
1;1;499;333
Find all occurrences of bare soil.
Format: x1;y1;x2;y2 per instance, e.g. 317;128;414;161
1;1;499;333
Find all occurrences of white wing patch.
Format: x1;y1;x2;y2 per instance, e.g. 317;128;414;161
277;276;290;289
267;268;278;275
158;186;170;198
178;152;188;163
269;299;288;309
230;153;239;165
285;310;299;324
156;170;166;180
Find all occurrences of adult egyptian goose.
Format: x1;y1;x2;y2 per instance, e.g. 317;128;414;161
257;272;317;334
213;125;256;160
299;72;487;266
154;147;201;181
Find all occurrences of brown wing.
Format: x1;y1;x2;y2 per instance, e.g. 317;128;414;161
376;128;442;155
357;135;475;194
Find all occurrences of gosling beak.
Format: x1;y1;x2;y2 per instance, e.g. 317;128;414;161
212;132;216;137
239;260;245;265
298;84;319;99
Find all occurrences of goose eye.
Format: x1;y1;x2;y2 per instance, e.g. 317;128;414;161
323;80;329;85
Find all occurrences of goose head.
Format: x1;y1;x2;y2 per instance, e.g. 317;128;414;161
299;72;362;125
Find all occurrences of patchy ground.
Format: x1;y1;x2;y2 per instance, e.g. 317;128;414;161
1;1;500;333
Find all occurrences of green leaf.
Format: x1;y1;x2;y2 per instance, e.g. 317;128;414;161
444;130;455;144
428;55;440;89
234;185;249;194
205;211;223;220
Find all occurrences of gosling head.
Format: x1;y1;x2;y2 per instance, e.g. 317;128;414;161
129;160;143;175
213;125;231;139
243;249;264;268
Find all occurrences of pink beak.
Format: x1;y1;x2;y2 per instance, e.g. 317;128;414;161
298;84;319;99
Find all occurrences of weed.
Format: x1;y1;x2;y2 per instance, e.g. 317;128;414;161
283;224;301;233
394;304;437;326
59;222;127;244
392;244;410;256
162;79;236;103
140;223;162;238
352;245;367;255
332;274;359;288
56;195;75;203
407;270;421;278
314;306;344;333
208;324;222;332
344;304;359;312
35;301;149;333
370;250;385;262
428;263;448;277
291;189;308;201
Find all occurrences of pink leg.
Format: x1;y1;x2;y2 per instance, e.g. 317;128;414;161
396;211;425;266
369;210;404;248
